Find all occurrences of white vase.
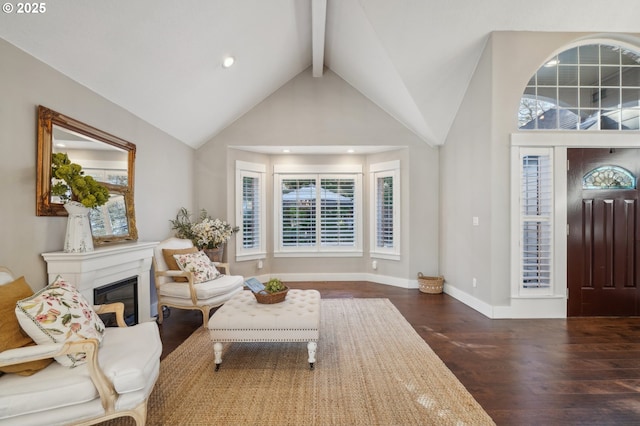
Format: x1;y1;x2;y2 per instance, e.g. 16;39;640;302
63;201;94;253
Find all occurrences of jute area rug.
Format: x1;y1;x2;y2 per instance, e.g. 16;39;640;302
108;298;494;425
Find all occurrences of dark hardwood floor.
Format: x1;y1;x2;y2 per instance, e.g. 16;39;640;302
157;281;640;426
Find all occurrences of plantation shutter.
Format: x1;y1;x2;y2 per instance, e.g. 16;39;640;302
281;178;316;247
520;152;553;289
376;176;394;248
320;178;355;246
242;175;260;249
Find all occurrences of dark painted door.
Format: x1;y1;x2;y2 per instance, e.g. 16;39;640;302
567;148;640;316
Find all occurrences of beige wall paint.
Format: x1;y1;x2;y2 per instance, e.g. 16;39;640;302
196;68;439;283
0;39;194;289
440;35;494;304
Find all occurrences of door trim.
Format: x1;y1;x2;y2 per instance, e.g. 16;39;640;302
509;132;640;318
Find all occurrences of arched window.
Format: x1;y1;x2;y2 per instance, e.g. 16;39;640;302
582;165;636;189
519;44;640;130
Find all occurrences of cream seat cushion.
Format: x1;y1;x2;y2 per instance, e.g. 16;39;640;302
0;321;161;420
158;274;244;300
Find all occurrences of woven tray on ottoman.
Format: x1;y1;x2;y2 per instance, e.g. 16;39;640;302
253;286;289;304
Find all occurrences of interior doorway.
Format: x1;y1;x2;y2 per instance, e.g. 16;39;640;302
567;148;640;316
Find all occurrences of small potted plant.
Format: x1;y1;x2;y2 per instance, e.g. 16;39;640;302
264;278;286;293
255;278;289;304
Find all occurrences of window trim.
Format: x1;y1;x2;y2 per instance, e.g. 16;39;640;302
370;160;400;260
510;143;568;300
273;164;363;257
235;160;266;261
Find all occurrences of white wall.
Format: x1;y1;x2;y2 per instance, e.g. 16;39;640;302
0;39;194;289
196;68;440;283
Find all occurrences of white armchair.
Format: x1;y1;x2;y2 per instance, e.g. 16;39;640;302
152;238;244;328
0;267;162;426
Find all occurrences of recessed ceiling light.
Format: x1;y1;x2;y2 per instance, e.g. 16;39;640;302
222;56;235;68
347;149;355;153
282;149;291;153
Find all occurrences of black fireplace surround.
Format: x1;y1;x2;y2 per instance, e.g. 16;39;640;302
94;277;138;326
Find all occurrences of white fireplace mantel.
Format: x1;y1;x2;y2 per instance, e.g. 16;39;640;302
42;241;158;323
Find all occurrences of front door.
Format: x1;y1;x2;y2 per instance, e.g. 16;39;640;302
567;148;640;316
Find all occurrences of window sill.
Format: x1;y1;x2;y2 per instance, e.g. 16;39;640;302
370;252;400;261
236;252;266;262
274;251;363;258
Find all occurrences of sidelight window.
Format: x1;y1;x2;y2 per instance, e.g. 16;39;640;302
519;148;553;294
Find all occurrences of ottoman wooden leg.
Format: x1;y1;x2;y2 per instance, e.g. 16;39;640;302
307;341;317;370
214;342;223;371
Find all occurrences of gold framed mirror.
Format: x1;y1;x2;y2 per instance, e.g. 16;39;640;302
36;106;138;244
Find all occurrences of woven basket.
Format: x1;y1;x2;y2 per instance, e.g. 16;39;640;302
254;286;289;304
417;273;444;294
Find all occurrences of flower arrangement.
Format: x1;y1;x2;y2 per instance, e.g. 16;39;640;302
51;152;110;209
170;207;239;249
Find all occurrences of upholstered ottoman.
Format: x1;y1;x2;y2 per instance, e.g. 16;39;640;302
208;289;321;370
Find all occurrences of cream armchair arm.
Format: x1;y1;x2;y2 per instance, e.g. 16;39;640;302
0;341;64;365
0;338;117;413
155;269;191;279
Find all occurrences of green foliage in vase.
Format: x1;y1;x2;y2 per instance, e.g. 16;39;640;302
169;207;197;241
51;152;110;209
264;278;285;293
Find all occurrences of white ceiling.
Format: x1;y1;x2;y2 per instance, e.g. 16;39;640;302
2;0;640;149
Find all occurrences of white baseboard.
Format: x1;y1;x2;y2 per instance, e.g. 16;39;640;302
491;296;567;318
442;284;494;318
443;284;567;319
239;273;567;319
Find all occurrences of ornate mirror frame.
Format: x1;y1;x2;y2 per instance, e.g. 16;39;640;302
89;183;138;245
36;105;138;244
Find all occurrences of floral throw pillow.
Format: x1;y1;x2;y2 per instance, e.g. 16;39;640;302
173;251;220;284
15;276;106;367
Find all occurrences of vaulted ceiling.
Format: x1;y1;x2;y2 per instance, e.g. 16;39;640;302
2;0;640;148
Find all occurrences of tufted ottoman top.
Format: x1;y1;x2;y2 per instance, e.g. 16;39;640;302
208;289;321;342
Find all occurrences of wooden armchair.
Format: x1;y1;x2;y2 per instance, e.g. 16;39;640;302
0;267;162;425
152;238;244;327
